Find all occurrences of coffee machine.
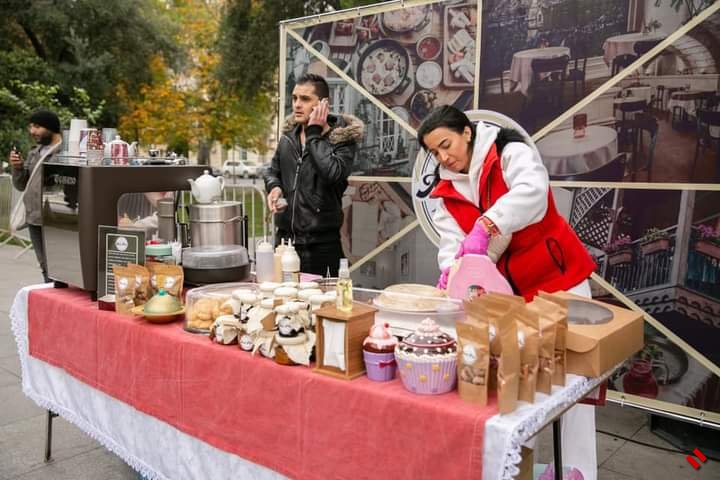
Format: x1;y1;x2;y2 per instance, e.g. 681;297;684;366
41;160;206;298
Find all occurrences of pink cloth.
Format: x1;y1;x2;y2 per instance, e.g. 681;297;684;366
28;288;497;480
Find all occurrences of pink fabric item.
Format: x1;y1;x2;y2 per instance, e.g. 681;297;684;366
456;222;490;259
27;288;498;480
437;266;450;289
446;254;513;300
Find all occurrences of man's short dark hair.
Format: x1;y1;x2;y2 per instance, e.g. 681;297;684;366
296;73;329;100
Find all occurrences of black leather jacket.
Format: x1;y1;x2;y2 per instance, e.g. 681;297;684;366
264;114;364;245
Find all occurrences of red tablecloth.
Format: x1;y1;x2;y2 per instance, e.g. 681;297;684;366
28;287;497;480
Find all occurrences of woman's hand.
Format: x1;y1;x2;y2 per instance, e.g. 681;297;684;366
437;267;451;290
455;221;490;258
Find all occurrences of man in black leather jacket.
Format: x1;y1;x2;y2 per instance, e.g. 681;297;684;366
264;74;364;275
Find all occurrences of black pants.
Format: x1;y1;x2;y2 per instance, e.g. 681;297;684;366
28;224;50;283
294;241;344;277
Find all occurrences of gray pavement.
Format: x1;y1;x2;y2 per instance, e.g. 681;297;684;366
0;243;716;479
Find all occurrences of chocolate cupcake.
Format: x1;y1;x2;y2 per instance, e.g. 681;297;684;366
395;318;457;395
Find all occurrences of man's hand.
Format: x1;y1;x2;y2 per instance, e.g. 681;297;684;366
9;149;23;170
267;186;285;213
307;98;329;131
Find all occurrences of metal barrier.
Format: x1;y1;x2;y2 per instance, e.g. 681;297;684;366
0;174;34;257
222;177;274;260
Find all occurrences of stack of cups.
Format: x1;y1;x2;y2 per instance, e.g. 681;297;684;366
68;119;87;158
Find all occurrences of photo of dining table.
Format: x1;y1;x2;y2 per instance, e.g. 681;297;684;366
537;125;619;176
668;89;714;117
509;46;570;96
602;31;666;66
613;96;647;121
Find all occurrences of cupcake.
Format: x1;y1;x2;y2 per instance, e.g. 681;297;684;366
363;323;398;382
395;318;457;395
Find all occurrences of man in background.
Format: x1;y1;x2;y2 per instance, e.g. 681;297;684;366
8;110;63;283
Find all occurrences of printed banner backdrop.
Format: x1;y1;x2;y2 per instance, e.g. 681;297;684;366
281;0;720;422
559;185;720;415
285;36;421;177
296;1;476;128
536;9;720;183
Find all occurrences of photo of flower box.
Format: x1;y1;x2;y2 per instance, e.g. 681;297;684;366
608;249;633;266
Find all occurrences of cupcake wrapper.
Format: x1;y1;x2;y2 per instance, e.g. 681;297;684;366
395;351;457;395
363;351;397;382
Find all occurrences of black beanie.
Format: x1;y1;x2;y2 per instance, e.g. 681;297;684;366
29;110;61;134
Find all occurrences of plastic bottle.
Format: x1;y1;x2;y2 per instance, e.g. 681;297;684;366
335;258;353;312
255;240;275;283
273;239;287;283
281;240;300;283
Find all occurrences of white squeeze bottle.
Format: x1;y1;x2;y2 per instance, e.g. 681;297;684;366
336;258;353;312
255;240;275;283
281;240;300;283
274;239;287;283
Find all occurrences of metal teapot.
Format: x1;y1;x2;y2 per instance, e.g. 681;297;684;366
188;169;224;204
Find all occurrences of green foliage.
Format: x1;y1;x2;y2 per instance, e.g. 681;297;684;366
216;0;388;99
0;49;103;169
0;0;179;127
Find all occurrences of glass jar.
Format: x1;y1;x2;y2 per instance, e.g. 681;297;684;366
184;282;258;334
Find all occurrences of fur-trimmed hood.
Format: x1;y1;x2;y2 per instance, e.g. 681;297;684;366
282;113;364;144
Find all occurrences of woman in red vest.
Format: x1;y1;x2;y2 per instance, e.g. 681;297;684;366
417;105;596;300
418;106;598;479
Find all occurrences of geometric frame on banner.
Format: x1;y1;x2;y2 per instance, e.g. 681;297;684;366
280;0;720;426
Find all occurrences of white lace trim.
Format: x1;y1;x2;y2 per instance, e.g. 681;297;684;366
9;285;165;479
495;372;612;480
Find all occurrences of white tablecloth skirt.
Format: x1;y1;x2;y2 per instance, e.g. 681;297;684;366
11;285;612;480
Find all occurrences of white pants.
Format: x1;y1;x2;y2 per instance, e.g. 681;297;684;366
526;279;597;480
561;279;596;480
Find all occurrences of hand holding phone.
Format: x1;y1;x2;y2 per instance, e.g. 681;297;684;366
9;146;23;170
308;98;330;128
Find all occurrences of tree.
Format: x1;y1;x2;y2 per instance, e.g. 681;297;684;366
0;0;180;127
0;49;103;170
216;0;385;100
118;0;274;163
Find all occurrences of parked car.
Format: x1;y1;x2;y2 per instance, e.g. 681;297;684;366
222;160;260;178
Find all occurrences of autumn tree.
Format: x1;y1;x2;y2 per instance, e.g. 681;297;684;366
119;0;274;163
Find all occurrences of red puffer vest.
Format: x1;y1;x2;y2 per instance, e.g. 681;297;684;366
431;144;596;301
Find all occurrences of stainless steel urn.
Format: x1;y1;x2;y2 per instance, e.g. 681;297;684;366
189;201;244;246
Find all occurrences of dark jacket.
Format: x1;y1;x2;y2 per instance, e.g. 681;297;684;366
264;113;364;245
12;142;61;225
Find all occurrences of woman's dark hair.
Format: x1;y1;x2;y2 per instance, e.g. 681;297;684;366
417;105;475;151
415;105;527;199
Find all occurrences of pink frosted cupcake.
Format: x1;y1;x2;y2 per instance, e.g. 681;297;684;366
363;323;398;382
395;318;457;395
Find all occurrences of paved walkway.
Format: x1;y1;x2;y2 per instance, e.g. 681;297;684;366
0;243;716;479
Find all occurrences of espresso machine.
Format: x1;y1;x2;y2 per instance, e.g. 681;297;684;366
41;160;206;298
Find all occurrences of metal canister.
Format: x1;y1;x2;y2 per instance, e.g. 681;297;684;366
189;201;243;247
157;198;176;242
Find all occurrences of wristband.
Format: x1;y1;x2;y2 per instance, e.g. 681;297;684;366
478;216;500;236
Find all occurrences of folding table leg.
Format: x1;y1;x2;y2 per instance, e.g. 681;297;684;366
44;410;58;462
553;419;563;480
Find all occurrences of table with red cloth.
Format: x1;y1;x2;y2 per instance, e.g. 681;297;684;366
15;285;495;479
11;285;612;480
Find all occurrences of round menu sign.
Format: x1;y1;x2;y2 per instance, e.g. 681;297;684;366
114;236;129;252
411;109;538;246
